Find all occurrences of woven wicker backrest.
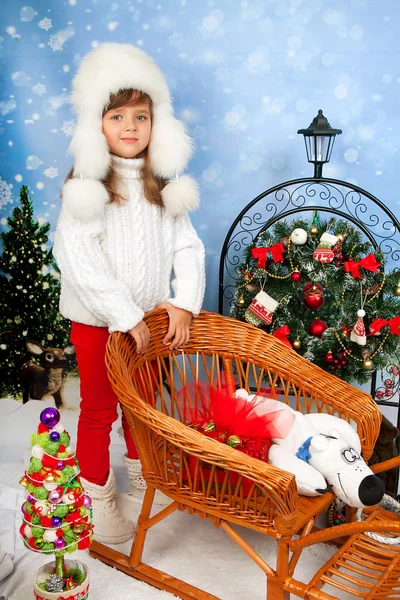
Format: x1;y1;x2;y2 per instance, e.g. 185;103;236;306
106;310;381;532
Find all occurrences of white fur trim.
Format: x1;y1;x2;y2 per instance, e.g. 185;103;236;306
150;110;193;177
62;178;109;222
69;117;110;180
69;43;192;179
161;175;199;216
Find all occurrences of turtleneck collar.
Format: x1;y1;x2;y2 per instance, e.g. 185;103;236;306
111;154;145;179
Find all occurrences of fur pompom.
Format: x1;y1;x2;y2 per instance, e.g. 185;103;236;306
62;178;109;222
161;175;199;216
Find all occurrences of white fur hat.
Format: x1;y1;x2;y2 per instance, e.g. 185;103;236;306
63;43;199;221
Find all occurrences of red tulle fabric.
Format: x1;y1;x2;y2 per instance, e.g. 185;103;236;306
176;377;294;493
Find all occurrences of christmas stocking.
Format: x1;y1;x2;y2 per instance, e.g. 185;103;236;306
312;232;338;264
245;291;278;327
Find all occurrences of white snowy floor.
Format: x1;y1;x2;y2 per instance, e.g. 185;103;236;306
0;379;391;600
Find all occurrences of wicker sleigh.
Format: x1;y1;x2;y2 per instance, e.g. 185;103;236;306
90;309;400;599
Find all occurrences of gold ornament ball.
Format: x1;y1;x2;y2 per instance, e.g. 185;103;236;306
363;358;374;370
19;476;29;488
395;285;400;297
68;504;76;513
72;524;86;534
35;537;44;549
310;225;319;235
44;474;55;483
336;233;345;242
293;339;301;349
237;296;245;305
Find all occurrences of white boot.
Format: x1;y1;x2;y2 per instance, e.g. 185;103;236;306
124;455;171;506
81;469;135;544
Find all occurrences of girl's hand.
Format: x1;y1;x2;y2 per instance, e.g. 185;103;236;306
157;302;193;349
128;320;150;353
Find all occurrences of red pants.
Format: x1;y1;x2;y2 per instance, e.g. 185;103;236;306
71;322;138;486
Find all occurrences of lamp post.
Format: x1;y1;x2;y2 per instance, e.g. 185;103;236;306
297;109;342;179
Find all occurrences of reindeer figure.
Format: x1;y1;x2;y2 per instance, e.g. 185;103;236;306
19;340;75;409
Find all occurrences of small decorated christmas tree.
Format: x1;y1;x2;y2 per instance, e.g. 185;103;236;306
0;185;72;398
231;214;400;384
20;407;92;597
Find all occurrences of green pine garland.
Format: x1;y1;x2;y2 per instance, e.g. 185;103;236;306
231;215;400;384
0;185;73;398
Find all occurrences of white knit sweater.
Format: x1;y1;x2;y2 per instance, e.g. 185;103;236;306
53;156;205;333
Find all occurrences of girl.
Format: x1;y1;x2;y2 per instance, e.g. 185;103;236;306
53;43;205;545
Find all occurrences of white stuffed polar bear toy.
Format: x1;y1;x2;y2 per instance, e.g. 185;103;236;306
236;391;384;509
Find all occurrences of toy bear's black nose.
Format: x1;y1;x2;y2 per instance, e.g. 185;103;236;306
358;475;385;506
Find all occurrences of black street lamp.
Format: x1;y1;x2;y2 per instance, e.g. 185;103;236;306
297;109;342;179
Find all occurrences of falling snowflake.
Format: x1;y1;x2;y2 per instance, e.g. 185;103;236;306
61;120;75;137
215;66;230;82
0;177;13;209
192;125;207;140
44;166;59;179
168;32;184;48
32;83;46;96
38;17;52;31
48;26;75;52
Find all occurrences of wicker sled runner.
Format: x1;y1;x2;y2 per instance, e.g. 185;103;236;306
90;310;400;599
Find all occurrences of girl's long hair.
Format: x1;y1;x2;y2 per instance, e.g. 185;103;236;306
63;89;165;206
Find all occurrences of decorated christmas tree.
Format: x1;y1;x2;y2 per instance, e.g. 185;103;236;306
231;214;400;384
20;407;92;596
0;185;72;398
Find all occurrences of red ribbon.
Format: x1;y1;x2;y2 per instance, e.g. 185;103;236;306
343;253;381;279
31;505;43;518
252;243;285;268
272;325;292;348
368;316;400;337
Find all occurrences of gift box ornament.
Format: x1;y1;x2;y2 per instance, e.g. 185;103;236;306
245;291;278;326
312;232;339;264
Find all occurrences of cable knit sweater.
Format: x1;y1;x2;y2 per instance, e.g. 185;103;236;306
53;155;205;333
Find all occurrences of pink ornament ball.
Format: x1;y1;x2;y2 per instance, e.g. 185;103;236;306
48;489;62;504
27;494;35;503
21;502;28;514
57;461;65;470
55;538;65;550
82;494;92;509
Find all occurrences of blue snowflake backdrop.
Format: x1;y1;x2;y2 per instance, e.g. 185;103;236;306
1;0;399;311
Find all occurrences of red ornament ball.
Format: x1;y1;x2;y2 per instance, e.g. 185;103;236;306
303;282;325;310
291;270;302;282
325;351;334;363
308;318;328;337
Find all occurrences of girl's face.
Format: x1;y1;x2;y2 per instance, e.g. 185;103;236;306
102;96;151;159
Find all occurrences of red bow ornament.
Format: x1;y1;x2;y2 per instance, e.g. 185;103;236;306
272;325;292;348
368;316;400;337
344;254;381;279
252;243;285;268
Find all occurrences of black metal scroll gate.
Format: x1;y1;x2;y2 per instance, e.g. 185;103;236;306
218;176;400;434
